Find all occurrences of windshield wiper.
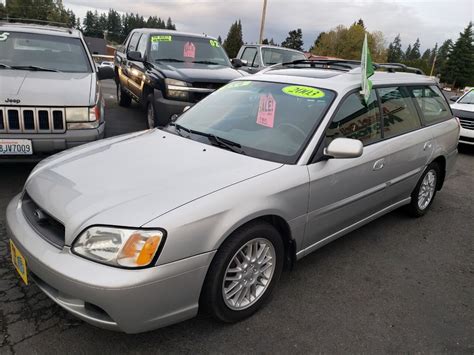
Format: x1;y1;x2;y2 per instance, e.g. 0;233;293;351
192;60;220;65
155;58;185;63
169;122;191;137
168;123;244;154
207;134;245;154
11;65;61;72
0;63;12;69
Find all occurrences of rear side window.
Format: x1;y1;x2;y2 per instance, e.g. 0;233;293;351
326;90;381;146
127;33;141;52
409;86;451;125
378;86;421;139
241;47;258;66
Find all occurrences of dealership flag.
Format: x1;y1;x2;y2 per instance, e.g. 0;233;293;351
360;33;374;104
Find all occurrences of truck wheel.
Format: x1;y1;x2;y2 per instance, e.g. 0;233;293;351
405;162;440;217
200;221;284;323
147;98;157;129
117;82;132;107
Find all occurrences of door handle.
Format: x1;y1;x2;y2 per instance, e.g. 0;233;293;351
423;141;432;151
373;158;385;171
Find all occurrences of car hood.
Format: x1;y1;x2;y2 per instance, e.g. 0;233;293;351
25;130;281;245
0;70;94;106
451;102;474;116
153;62;243;83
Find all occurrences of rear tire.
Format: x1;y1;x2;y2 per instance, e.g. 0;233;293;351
200;221;284;323
405;162;440;217
117;82;132;107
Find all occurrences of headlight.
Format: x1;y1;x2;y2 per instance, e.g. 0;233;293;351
65;107;88;122
165;78;190;100
72;226;165;268
66;104;103;130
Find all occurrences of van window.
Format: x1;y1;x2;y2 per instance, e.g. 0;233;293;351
326;90;381;146
378;86;421;139
409;86;451;125
241;47;258;67
127;33;141;52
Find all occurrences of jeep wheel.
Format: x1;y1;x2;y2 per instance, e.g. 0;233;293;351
117;82;132;107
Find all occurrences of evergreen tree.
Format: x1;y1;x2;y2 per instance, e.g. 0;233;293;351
217;35;222;44
421;48;431;61
4;0;75;27
223;20;243;58
281;28;303;51
166;17;176;30
357;18;365;29
387;34;403;62
83;10;102;38
107;9;122;43
310;32;326;52
436;39;453;78
444;22;474;87
408;38;421;60
404;44;412;60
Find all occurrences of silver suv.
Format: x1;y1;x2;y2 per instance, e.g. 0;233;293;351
7;60;459;333
0;22;114;161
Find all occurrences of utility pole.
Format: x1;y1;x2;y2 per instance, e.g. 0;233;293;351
429;52;437;77
258;0;268;44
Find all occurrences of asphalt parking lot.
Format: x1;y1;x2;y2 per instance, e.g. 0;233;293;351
1;81;473;354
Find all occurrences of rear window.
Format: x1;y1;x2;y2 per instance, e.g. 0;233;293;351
0;31;91;73
409;86;451;125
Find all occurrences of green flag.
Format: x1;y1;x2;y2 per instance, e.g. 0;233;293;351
360;33;374;104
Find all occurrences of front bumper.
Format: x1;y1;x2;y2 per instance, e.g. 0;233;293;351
0;123;105;162
153;89;194;127
459;126;474;145
6;193;215;333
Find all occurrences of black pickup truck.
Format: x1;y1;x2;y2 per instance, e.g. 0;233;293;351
114;29;245;128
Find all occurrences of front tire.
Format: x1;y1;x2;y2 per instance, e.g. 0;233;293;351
200;221;284;323
406;162;440;217
146;97;157;129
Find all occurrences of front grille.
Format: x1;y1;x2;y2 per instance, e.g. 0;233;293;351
459;118;474;130
192;82;226;90
190;82;226;103
0;106;66;133
22;192;65;249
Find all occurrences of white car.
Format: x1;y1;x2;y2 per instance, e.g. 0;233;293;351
99;61;114;68
450;90;474;145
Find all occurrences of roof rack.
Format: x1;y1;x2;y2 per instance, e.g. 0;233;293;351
0;18;73;33
276;59;425;75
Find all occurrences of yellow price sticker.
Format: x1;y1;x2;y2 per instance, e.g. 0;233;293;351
282;85;325;98
151;35;172;42
210;39;220;47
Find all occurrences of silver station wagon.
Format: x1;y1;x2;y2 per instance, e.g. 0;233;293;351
7;60;459;333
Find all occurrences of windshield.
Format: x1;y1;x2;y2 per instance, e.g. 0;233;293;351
0;31;92;73
262;47;306;66
458;90;474;104
148;35;231;66
172;81;335;164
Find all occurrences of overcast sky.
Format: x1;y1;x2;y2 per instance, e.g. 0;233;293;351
64;0;473;51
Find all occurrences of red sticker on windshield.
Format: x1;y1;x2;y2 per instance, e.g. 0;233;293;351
257;94;276;128
183;42;196;59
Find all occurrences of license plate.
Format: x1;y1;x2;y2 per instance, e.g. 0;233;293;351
10;240;28;285
0;139;33;155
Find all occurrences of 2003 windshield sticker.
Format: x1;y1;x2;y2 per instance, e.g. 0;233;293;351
282;85;325;99
256;94;276;128
151;35;172;42
0;32;10;41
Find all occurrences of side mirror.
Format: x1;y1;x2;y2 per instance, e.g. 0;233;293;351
231;58;247;68
449;96;459;102
97;66;114;80
324;138;363;159
127;51;143;62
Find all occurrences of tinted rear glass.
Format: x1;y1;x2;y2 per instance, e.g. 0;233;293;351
409;85;451;125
